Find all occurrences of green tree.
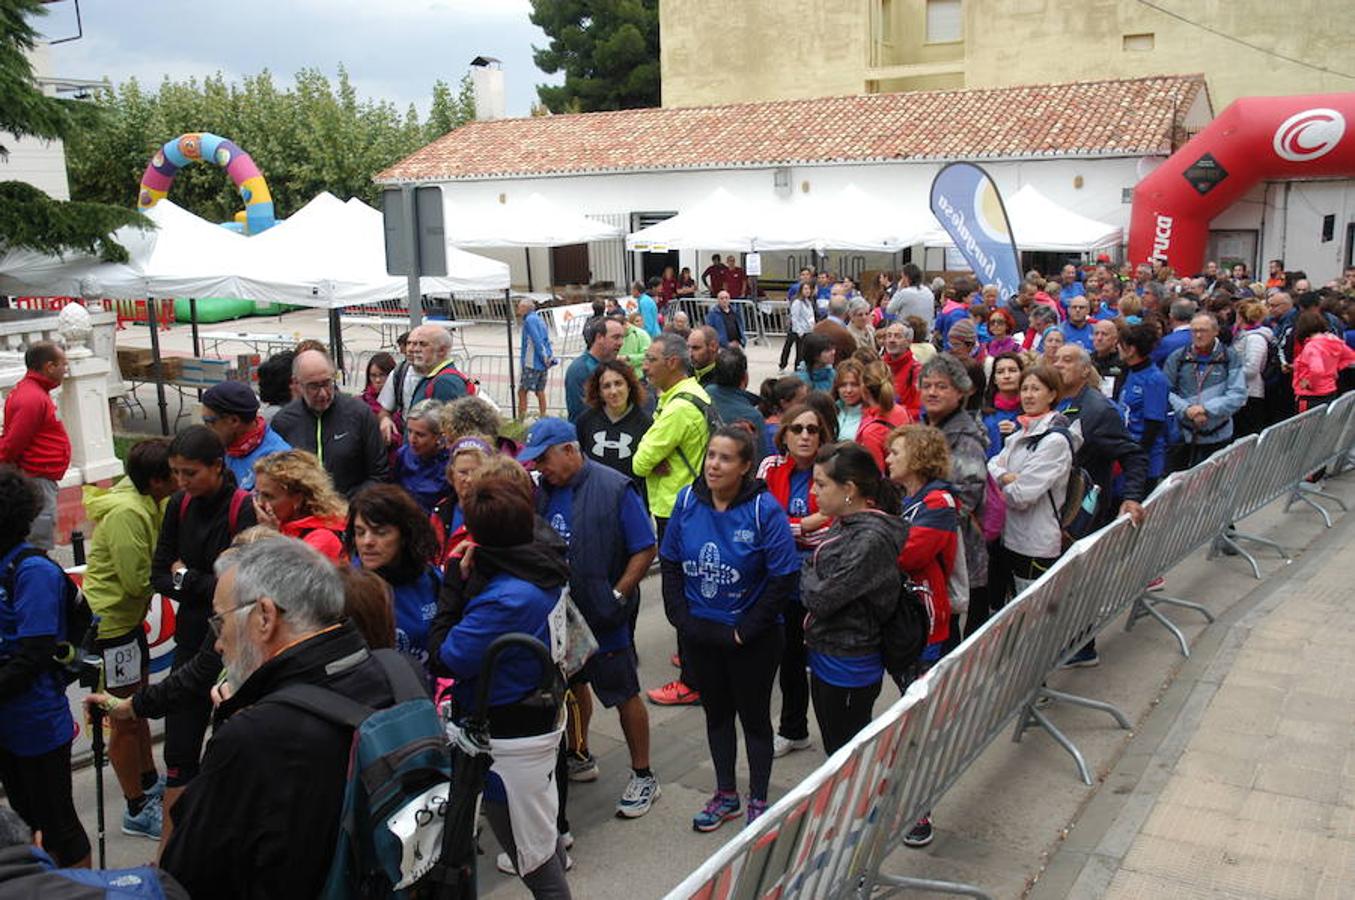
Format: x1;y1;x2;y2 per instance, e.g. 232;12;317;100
530;0;660;112
65;65;467;224
0;0;147;261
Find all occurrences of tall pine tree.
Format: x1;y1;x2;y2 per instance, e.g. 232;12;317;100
530;0;660;113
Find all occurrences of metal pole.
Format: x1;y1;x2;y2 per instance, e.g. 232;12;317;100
189;298;202;401
146;297;170;436
402;184;423;327
328;309;344;381
504;288;517;411
525;248;534;293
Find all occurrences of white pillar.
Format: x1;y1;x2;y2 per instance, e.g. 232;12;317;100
59;350;123;483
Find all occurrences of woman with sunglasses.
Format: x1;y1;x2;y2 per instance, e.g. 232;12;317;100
985;308;1020;358
756;403;835;759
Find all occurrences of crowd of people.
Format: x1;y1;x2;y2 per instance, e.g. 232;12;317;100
1;251;1354;896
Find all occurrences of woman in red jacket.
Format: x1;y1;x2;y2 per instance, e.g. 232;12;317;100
854;362;912;472
250;450;348;561
755;402;835;759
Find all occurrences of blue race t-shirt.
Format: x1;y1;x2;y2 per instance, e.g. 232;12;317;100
786;469;812;519
660;488;799;626
544;480;654;651
1120;363;1170;478
808;649;884;688
0;544;74;755
389;566;441;675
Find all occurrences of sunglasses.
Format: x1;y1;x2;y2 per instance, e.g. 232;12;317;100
787;423;821;436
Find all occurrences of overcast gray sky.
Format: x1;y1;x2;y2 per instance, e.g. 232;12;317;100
38;0;561;118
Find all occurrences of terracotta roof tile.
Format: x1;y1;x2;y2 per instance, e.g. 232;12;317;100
378;75;1205;183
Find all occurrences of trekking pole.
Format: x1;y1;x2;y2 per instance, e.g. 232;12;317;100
88;702;107;868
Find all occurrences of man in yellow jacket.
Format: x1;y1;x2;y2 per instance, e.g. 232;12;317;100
633;332;711;706
80;438;175;840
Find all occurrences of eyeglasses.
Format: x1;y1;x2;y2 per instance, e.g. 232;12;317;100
208;599;259;638
300;379;337;394
202;414;219;425
787;423;820;436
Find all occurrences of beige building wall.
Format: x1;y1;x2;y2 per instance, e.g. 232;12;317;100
661;0;1355;110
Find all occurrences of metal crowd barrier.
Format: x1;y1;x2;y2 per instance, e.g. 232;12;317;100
666;398;1355;900
668;297;768;347
463;353;573;417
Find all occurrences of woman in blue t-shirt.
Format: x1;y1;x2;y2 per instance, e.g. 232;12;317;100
801;443;907;756
661;426;799;832
347;484;442;678
0;468;90;866
392;400;450;514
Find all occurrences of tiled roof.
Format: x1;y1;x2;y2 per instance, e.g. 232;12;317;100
378;75;1207;183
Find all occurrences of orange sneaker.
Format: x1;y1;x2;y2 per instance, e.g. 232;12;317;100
647;680;700;706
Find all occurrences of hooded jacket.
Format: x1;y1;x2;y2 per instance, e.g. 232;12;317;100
393;443;450;514
81;477;166;639
160;623;402;900
928;407;989;587
988;412;1076;559
801;509;907;658
660;477;798;648
632;376;711;518
1163;338;1247;445
1293;332;1355;398
897;481;958;646
270;393;389;497
435;527;569;715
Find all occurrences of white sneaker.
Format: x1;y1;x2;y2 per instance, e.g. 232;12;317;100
616;773;661;818
496;848;574;875
772;734;813;758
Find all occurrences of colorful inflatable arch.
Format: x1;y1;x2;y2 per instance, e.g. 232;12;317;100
1128;93;1355;274
137;132;277;235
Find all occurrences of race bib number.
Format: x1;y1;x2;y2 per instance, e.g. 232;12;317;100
102;639;144;690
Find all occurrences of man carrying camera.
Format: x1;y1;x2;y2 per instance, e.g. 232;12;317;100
80;438;177;840
0;466;90;867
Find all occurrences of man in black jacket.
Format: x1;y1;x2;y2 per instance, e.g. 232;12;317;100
1051;344;1149;668
160;537;401;899
271;349;389;496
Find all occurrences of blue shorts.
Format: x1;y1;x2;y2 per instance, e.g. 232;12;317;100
569;645;640;708
520;367;547;393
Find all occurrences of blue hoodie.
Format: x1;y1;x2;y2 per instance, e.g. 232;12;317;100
440;571;560;709
393;444;450;514
0;543;73;755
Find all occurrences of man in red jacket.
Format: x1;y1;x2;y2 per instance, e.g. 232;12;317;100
880;321;921;419
0;342;71;549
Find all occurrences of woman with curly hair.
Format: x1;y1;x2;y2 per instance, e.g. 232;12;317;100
574;359;653;495
346;484;442;676
251;450;349;562
444;395;519;457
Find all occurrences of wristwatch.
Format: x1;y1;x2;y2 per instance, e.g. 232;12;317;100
612;588;625;603
172;567;187;591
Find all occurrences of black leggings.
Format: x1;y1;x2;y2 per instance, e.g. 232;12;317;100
685;628;782;802
810;675;883;755
778;600;810;741
0;741;89;866
779;331;804;370
164;618;213;787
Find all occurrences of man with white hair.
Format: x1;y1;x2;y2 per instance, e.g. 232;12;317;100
379;325;472;442
160;538;411;898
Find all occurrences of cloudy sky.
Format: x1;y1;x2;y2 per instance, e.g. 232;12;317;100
37;0;561;117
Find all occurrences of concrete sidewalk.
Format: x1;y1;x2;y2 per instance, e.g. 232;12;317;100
1041;498;1355;899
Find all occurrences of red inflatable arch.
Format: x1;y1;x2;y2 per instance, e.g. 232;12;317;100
1128;93;1355;274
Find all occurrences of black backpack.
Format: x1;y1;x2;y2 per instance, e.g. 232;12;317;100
671;392;725;478
878;574;931;680
2;547;94;684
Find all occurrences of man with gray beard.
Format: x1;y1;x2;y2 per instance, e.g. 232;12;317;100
159;538;412;899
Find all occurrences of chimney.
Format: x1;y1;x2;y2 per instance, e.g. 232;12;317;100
469;56;505;121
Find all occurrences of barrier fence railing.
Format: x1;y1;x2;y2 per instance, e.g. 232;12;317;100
668;298;768;347
666;397;1355;900
464;353;574;418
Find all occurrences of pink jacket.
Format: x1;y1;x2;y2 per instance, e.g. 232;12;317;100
1293;333;1355;397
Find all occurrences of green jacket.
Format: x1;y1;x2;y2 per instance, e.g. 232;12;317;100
81;478;167;639
621;324;651;379
633;377;710;518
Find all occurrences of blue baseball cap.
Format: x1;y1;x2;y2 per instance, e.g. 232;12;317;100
517;417;577;463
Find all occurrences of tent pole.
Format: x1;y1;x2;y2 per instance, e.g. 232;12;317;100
504;288;517;417
525;249;533;292
328;309;344;382
146;297;170;436
189;298;203;401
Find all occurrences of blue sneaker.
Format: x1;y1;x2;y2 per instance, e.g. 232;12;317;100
692;791;741;833
122;797;163;840
144;774;166;801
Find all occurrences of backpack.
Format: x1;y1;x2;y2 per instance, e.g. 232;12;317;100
267;649;454;900
1;547;94;684
178;488;250;533
1258;329;1284;387
671;392;724;478
1028;427;1100;550
878;575;931;680
977;471;1007;543
418;360;478;400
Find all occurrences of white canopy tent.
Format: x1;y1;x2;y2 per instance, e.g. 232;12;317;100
920;184;1123;253
443;191;624;248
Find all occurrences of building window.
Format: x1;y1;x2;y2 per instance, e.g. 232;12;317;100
925;0;963;44
1122;33;1155;51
